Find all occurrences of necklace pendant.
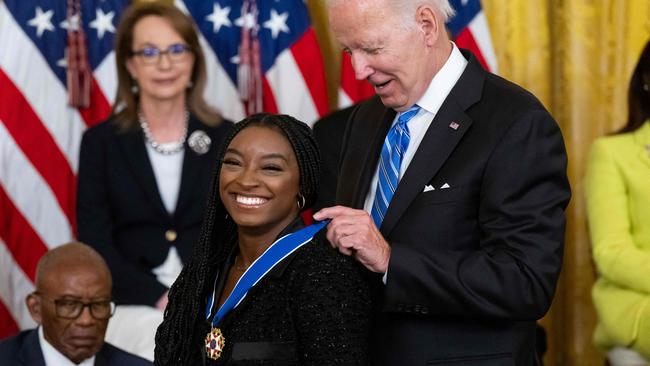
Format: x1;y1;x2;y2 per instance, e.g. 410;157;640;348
205;327;225;360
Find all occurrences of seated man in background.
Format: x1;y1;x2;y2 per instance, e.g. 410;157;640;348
0;242;150;365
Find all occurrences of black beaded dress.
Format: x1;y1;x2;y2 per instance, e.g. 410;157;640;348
203;219;371;366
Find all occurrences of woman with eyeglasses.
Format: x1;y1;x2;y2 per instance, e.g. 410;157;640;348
76;2;231;358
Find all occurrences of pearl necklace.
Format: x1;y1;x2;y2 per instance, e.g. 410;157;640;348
138;110;189;155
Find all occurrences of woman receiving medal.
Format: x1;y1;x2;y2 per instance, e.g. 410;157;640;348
154;114;371;365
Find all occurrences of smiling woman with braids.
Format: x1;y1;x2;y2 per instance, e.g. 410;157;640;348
154;114;370;365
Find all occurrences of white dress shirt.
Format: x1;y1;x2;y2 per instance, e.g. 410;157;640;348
145;144;184;214
145;144;184;288
361;43;468;283
363;42;468;213
39;326;95;366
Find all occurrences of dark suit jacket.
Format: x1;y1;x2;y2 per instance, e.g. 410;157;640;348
335;50;571;365
77;116;231;305
0;328;151;365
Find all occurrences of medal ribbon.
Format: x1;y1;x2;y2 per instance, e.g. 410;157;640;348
205;221;328;326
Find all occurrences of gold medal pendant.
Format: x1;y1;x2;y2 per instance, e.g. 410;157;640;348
205;327;225;360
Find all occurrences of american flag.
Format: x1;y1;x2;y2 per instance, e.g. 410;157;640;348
0;0;128;338
447;0;498;73
338;0;497;108
179;0;329;124
0;0;329;339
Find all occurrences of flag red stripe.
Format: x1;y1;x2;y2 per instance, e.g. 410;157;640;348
262;77;279;114
0;299;19;340
0;186;49;282
455;28;490;71
0;69;77;234
340;52;375;103
77;78;112;128
290;29;330;116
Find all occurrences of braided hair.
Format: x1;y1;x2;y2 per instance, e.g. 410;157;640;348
154;113;321;365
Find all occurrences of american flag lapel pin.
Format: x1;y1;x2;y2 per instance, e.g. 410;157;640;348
449;121;460;130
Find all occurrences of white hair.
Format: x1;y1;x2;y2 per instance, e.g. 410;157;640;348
326;0;456;24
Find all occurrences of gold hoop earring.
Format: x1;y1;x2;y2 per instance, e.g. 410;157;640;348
297;195;306;210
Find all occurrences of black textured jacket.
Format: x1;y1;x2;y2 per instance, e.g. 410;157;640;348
204;222;371;366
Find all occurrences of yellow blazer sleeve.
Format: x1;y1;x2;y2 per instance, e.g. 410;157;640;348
585;138;650;294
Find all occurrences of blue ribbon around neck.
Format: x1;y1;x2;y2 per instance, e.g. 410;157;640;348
205;220;328;327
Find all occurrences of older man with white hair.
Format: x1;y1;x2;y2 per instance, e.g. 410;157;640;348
314;0;571;365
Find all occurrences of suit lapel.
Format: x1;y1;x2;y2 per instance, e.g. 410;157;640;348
175;116;212;215
117;127;168;216
353;108;397;208
380;51;485;236
94;344;111;366
19;329;46;366
338;100;396;208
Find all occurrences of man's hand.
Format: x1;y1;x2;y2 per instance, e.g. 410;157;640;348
314;205;390;273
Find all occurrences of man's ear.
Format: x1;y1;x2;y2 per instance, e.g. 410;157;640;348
416;5;441;47
26;293;42;325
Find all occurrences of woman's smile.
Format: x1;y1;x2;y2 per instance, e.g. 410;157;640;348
234;194;269;207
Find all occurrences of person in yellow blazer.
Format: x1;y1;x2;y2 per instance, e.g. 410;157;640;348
586;40;650;365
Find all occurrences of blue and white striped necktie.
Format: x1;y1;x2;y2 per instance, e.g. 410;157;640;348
371;105;421;227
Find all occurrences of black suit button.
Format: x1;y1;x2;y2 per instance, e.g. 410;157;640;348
420;306;429;315
165;229;177;242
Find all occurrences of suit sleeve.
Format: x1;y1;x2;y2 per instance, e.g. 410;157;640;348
385;108;570;320
586;139;650;294
76;128;167;305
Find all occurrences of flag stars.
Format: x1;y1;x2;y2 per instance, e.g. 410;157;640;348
60;14;80;31
28;7;55;38
235;11;258;30
206;3;232;33
263;9;289;39
89;8;116;39
57;49;68;68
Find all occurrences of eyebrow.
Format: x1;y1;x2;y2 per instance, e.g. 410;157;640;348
224;149;289;162
57;295;111;301
134;42;182;49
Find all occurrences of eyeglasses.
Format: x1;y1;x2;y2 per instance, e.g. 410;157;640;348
33;292;116;320
131;43;191;65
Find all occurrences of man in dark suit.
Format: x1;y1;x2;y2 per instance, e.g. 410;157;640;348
0;242;150;365
314;1;571;365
